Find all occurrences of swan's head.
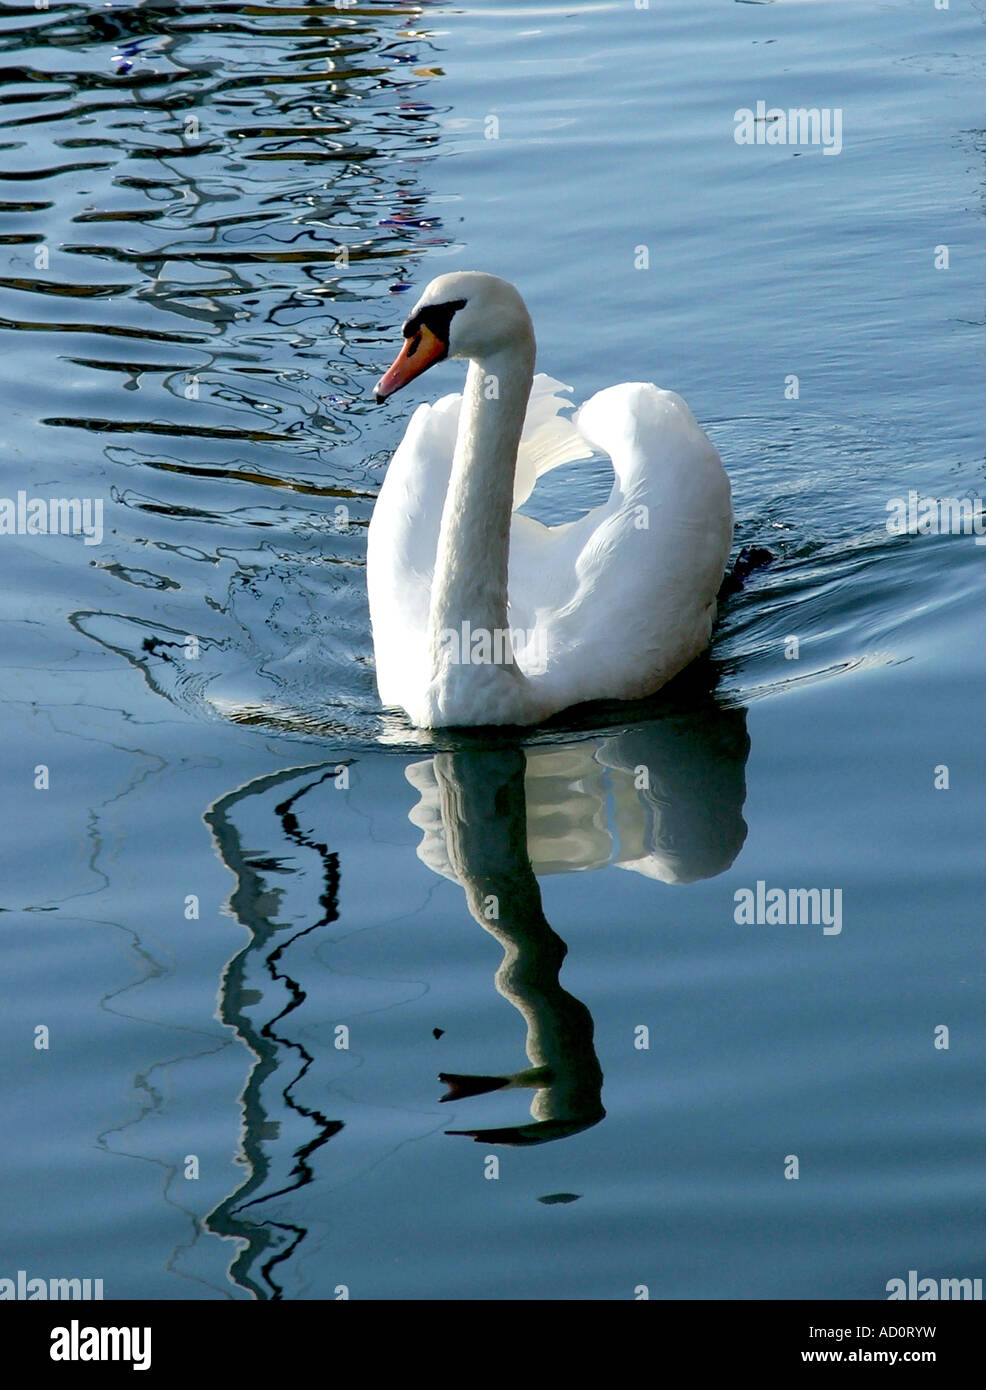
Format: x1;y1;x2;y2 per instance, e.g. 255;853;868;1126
374;271;533;403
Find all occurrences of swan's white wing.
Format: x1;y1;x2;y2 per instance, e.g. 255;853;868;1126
509;384;733;708
368;375;593;707
511;375;595;508
366;392;458;705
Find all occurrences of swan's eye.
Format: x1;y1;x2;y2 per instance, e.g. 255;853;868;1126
402;297;467;348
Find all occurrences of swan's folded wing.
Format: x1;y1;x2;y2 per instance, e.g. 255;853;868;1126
518;384;733;706
512;374;595;509
366;392;460;704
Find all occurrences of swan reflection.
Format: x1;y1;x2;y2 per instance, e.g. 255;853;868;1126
410;712;749;887
405;705;749;1143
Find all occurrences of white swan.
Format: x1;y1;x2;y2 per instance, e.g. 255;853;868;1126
368;271;732;728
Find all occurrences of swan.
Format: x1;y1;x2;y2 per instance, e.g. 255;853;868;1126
368;271;732;728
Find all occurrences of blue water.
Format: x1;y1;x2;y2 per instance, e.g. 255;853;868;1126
1;0;984;1299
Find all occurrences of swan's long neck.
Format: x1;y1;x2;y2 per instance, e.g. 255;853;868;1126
426;339;535;666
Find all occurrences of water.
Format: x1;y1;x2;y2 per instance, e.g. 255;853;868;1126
1;0;984;1300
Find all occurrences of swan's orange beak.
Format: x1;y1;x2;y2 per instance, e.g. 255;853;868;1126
374;325;447;403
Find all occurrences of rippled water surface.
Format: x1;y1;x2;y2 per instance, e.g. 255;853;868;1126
2;0;985;1299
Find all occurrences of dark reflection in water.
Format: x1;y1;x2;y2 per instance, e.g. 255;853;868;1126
429;747;606;1147
204;764;346;1299
201;700;749;1296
